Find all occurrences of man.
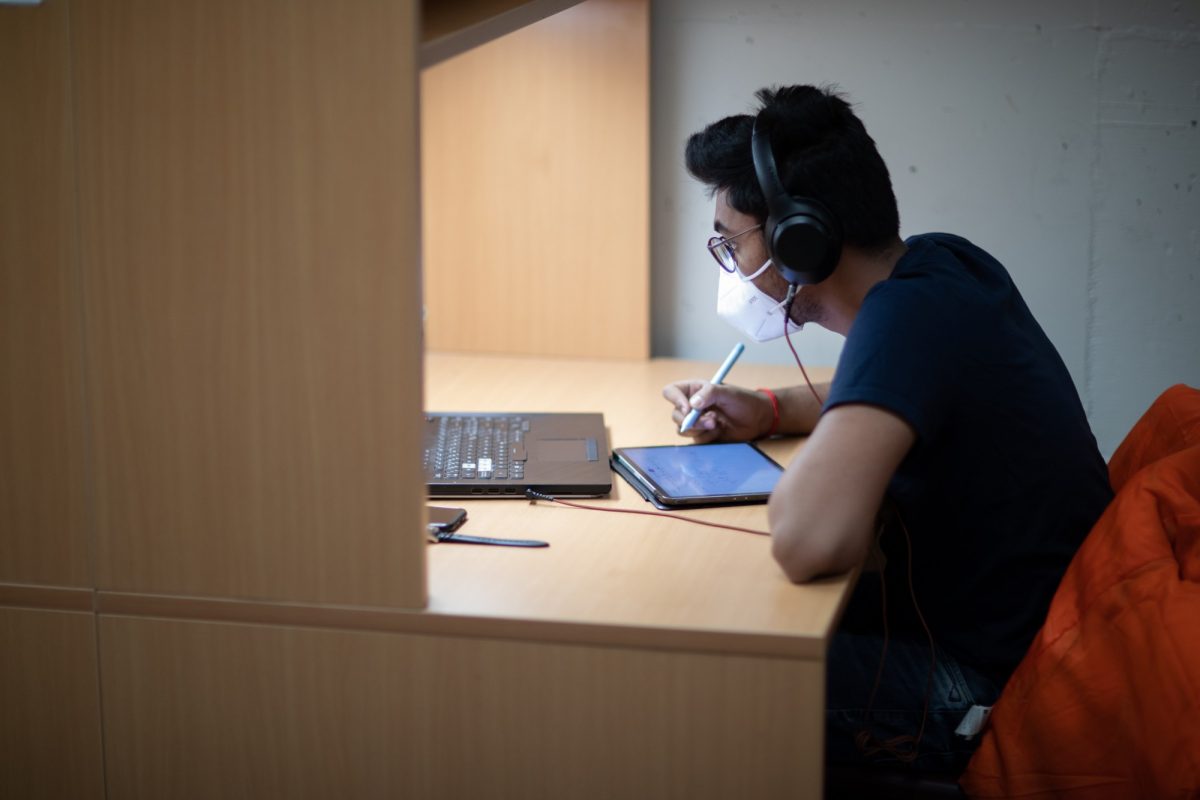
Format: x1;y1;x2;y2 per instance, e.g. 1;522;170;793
664;85;1113;773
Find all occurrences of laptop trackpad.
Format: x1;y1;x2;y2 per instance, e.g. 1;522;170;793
535;438;599;462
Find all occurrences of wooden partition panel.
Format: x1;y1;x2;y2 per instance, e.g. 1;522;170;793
421;0;650;359
0;0;89;587
421;0;584;66
100;615;821;799
0;608;104;799
71;0;427;607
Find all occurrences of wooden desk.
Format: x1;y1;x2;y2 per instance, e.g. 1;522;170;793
4;347;853;800
1;348;853;799
421;351;853;797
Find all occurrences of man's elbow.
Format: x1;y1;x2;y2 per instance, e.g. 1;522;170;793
772;535;835;583
770;521;866;584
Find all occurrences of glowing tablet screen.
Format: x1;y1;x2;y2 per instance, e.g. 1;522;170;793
616;443;783;500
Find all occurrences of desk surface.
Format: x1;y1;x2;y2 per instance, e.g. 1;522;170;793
424;351;852;660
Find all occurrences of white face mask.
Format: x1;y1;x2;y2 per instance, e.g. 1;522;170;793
716;258;801;343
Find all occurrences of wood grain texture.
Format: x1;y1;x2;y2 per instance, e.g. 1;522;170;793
71;0;427;607
0;582;93;613
0;0;90;587
101;615;824;799
0;608;104;800
421;0;650;359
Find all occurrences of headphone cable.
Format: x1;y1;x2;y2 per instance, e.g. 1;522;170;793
782;284;825;409
781;282;936;763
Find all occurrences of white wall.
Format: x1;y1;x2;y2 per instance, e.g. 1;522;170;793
650;0;1200;457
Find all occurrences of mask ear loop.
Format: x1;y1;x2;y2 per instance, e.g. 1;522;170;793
739;258;774;283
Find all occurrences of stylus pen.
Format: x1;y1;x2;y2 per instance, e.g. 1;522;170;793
680;342;745;433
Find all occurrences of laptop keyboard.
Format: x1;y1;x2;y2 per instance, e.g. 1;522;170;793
426;416;528;481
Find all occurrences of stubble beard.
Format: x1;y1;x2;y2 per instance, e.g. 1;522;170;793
785;284;824;329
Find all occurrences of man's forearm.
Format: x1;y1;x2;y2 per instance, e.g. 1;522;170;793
774;383;830;436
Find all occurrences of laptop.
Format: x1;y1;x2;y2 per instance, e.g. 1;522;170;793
423;412;612;498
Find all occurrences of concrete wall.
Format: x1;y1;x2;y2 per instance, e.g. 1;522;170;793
650;0;1200;457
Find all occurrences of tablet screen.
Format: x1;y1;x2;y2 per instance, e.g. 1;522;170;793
614;443;783;502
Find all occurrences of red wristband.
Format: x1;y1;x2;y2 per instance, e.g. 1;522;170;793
757;388;780;438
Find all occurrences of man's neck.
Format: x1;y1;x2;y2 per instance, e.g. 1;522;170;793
818;239;907;335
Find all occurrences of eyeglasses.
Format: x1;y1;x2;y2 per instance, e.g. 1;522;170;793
706;224;763;273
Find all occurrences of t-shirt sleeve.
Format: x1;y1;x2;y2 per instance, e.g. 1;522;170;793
824;276;976;444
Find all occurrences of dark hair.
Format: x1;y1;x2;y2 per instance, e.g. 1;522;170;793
684;85;900;250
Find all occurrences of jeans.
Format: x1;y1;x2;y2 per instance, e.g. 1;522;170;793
825;573;1002;775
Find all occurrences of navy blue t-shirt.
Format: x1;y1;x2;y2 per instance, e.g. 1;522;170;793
824;233;1112;686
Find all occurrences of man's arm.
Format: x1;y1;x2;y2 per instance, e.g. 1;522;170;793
768;403;916;583
771;383;831;436
663;381;832;442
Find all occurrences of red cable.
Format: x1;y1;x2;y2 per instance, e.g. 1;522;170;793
781;285;936;763
526;491;769;537
782;286;825;409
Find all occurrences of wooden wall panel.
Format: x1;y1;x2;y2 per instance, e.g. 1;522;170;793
0;608;104;800
71;0;427;607
0;0;89;586
100;615;822;800
421;0;650;359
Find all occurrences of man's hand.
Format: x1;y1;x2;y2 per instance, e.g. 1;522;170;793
662;380;774;443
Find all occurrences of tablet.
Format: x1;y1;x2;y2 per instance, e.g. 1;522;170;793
610;442;785;509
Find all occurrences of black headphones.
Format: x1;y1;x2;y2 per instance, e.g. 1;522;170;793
751;116;843;285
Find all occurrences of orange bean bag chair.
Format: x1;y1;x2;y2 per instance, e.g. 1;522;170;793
961;383;1200;799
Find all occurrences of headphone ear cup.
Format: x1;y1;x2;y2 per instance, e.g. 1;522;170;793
752;118;843;285
768;202;842;285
